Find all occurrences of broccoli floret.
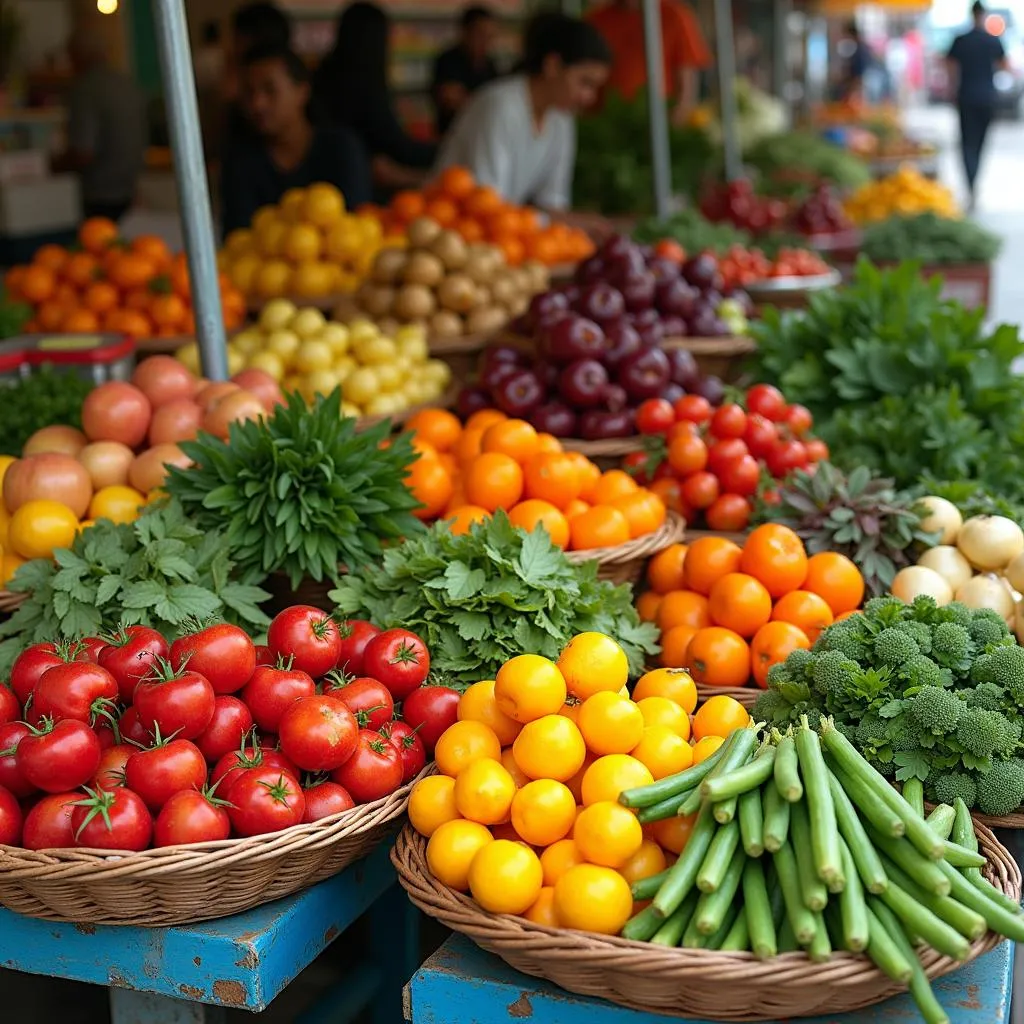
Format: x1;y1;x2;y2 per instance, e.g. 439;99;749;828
888;718;923;753
814;622;868;662
955;707;1010;758
752;688;793;724
909;685;964;734
893;619;933;654
855;711;886;748
976;758;1024;816
864;595;906;619
783;648;816;679
969;614;1010;648
901;654;947;690
939;601;974;628
869;755;897;778
963;681;1006;711
1003;718;1023;751
873;627;920;668
909;594;941;622
931;772;978;809
810;649;860;700
795;706;824;731
988;645;1024;703
970;653;997;684
931;622;972;669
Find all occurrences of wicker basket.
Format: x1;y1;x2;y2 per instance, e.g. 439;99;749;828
696;683;761;709
0;588;26;614
559;435;646;462
0;767;430;927
565;512;685;586
663;336;756;384
970;809;1024;830
392;820;1018;1021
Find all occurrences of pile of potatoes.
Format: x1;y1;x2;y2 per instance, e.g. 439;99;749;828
344;217;550;339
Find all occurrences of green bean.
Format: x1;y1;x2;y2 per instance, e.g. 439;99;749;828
738;787;764;857
806;911;831;962
826;759;905;838
881;857;986;941
694;845;746;936
649;889;700;947
619;747;725;808
901;777;925;817
772;840;818;945
719;907;750;952
651;802;718;918
678;729;751;817
773;733;803;802
741;856;777;959
702;747;776;803
937;860;1024;940
925;803;955;840
795;722;843;890
777;916;798;952
964;870;1024;917
863;900;913;984
951;797;977;854
637;790;693;824
838;839;869;952
877;875;972;960
697;820;740;893
630;868;669;902
789;798;828;912
621;902;664;942
940;838;986;869
828;771;888;894
705;902;741;950
762;781;791;853
867;828;950;896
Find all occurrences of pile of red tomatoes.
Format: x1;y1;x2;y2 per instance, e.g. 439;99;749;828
0;607;459;851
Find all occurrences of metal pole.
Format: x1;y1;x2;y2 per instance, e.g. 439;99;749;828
150;0;228;381
714;0;742;182
640;0;672;220
773;0;792;101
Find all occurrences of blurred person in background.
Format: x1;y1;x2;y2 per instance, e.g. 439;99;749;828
195;20;227;162
947;0;1008;209
431;5;500;136
221;43;371;235
586;0;710;124
436;13;611;213
53;32;146;222
223;3;292;143
314;2;438;199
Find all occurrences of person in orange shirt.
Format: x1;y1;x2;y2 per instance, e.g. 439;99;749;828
587;0;711;122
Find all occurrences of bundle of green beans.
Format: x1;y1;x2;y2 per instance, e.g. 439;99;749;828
617;716;1024;1024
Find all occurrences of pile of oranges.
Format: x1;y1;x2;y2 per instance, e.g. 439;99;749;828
369;166;595;268
402;407;670;551
4;218;245;340
639;525;866;686
408;631;751;933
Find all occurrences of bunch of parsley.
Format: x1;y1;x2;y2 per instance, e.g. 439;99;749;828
0;499;270;674
329;514;660;690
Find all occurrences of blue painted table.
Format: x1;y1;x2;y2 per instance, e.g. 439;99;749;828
408;934;1014;1023
0;841;418;1024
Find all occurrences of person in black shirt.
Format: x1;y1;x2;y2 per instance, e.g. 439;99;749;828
947;1;1008;208
313;2;438;200
432;6;500;136
221;44;371;236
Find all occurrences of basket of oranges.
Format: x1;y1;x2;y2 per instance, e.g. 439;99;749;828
403;409;686;586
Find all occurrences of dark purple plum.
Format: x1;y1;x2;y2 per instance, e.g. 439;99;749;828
696;375;725;406
527;291;569;329
579;409;635;440
659;315;686;339
479;360;521;391
577;282;625;324
558;359;609;408
531;402;578;437
543;315;606;364
600;235;638;261
494;370;545;417
666;347;701;390
656;279;699;319
620;271;656;313
603;384;628;412
575;256;606;285
661;383;686;405
682;253;722;290
618;347;671;401
456;387;491;419
481;344;528;370
532;360;559;389
647;256;682;284
604;321;643;368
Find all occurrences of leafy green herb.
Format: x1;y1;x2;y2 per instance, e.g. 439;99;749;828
860;212;1001;265
0;289;30;341
0;498;270;674
329;513;659;690
633;208;751;252
0;366;93;457
164;389;424;587
741;132;872;196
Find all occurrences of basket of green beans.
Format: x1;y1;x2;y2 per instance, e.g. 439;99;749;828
392;717;1022;1021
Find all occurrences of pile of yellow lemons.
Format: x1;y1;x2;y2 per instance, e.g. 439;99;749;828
844;165;959;225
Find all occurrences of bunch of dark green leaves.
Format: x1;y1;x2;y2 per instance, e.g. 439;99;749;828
0;498;270;674
860;212;1001;265
0;366;93;457
329;513;659;691
164;389;424;587
741;131;872;194
748;260;1024;501
0;289;30;341
633;207;751;251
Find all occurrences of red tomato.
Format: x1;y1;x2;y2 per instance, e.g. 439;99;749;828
154;789;232;847
716;454;761;497
743;414;779;459
277;695;358;772
335;620;381;676
17;719;102;793
78;636;108;664
326;676;395;732
762;487;781;507
667;433;708;478
10;642;63;706
255;644;275;667
302;780;356;823
0;685;18;725
636;398;675;435
331;729;403;803
170;624;256;695
705;494;753;532
0;722;35;798
241;664;316;733
745;384;786;421
381;720;426;783
31;661;118;726
767;439;809;478
71;787;152;851
211;741;298;797
228;768;305;836
92;743;134;789
195;696;254;762
267;605;343;679
0;784;22;845
680;471;720;511
400;686;460;752
124;738;207;810
22;791;79;850
805;438;829;463
133;667;216;740
118;705;151;746
653;239;685;264
673;395;713;424
709;403;747;440
707;438;750;477
361;629;430;701
98;626;169;704
784;404;814;437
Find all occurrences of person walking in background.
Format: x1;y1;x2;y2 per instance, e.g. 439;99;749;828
586;0;710;124
314;2;438;200
195;21;227;163
431;6;500;136
52;33;146;222
435;13;611;212
947;1;1007;210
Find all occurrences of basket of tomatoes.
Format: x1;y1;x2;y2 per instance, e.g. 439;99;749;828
0;608;459;927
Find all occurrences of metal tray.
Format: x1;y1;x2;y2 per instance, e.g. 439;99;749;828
744;269;843;295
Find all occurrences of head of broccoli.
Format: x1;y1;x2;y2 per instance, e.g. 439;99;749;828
955;706;1011;759
909;685;964;735
976;758;1024;817
873;627;920;668
969;613;1010;649
962;681;1006;711
988;644;1024;704
931;621;973;671
930;771;978;809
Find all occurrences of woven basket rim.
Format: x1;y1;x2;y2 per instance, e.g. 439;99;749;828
695;683;761;708
663;336;756;357
565;512;685;568
558;435;646;457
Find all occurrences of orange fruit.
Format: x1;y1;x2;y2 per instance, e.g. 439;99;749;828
61;308;100;332
464;452;523;511
535;432;562;454
495;655;568;725
692;695;750;742
647;543;688;594
802;552;865;615
61;252;99;289
523;887;559;927
649;812;698;854
566;453;601;498
540;838;586;886
585;470;638;506
569;507;630;551
739;524;809;599
19;265;57;304
636;696;691;741
406;408;462;453
481;419;540;464
563;498;590;520
656;590;710;633
631;725;693;779
131;234;172;268
82;280;120;316
34;244;69;272
522;452;581;509
691;735;725;764
632;668;697;712
464;186;503;218
686;627;751;688
682;537;743;595
771;590;834;644
406;457;453;521
750;621;811;689
425;197;459;227
108;253;157;292
391;190;426;222
580;754;653;806
707;573;773;638
454;218;484;243
446;504;490;535
636;591;662;623
37;300;69;332
508;499;570;548
438;165;476;199
659;625;699;668
79;216;119;255
454;426;485;465
611;491;666;539
465;408;507;431
459;679;522;746
620;838;667;886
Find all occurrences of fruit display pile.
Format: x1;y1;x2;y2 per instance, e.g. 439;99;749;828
374;167;594;267
639;526;864;685
844;168;959;225
3;220;245;339
345;216;549;339
699;180;854;238
0;608;461;850
714;246;833;289
219;183;393;301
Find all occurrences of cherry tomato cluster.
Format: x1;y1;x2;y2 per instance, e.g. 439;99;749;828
0;608;460;853
626;384;828;532
715;245;832;290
